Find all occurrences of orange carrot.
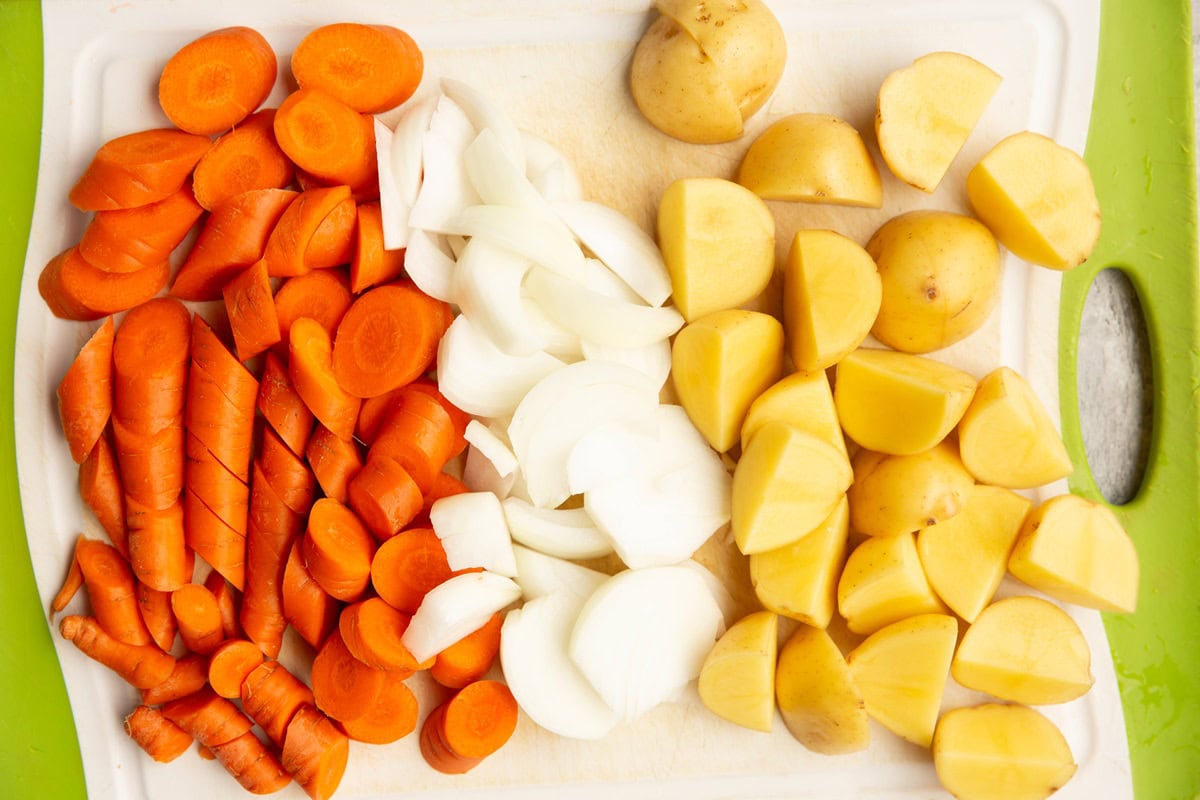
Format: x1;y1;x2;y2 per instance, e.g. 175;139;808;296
354;385;405;445
281;705;349;800
78;186;204;274
75;535;152;646
189;314;259;478
80;432;128;554
211;730;292;795
57;317;114;463
158;27;277;136
113;297;190;438
241;461;304;657
260;426;317;516
60;614;176;689
171;583;226;655
240;660;315;747
257;352;315;457
370;527;452;615
310;628;385;722
69;128;211;211
301;498;376;601
292;23;423;114
205;570;242;640
346;457;422;541
281;539;340;649
273;269;353;351
186;435;250;535
124;705;193;763
305;424;363;504
50;552;84;616
294;166;379;204
39;247;170;321
114;421;186;511
161;687;254;747
305;197;357;270
183;488;247;591
338;597;428;673
264;185;352;278
420;472;470;520
289;317;361;441
172;188;297;301
274;89;375;189
420;679;518;775
331;282;448;399
368;386;456;494
223;258;282;361
126;496;191;592
420;703;477;775
137;581;177;653
192;109;294;211
406;380;471;459
140;653;208;705
337;673;419;745
430;612;503;689
350;202;405;293
207;639;265;699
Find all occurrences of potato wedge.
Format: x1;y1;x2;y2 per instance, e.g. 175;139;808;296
776;624;870;755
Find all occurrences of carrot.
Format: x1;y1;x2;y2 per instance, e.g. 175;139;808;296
420;679;518;775
75;535;152;646
331;282;448;399
262;185;352;279
281;539;340;649
431;612;503;689
69;128;211;211
172;188;297;301
78;185;204;274
368;386;456;494
406;380;471;459
294;166;379;204
240;660;315;746
350;202;405;293
257;352;315;456
162;687;254;747
301;498;376;601
124;705;193;763
184;488;247;591
420;472;470;520
281;705;350;800
126;496;191;592
338;596;428;674
336;673;419;745
192;109;294;211
137;582;178;653
57;317;114;463
274;89;375;190
305;424;362;504
114;297;190;437
289;316;361;441
274;270;353;354
205;570;242;640
39;247;170;321
171;583;226;655
369;527;452;615
241;461;304;657
186;436;251;535
223;258;282;361
354;386;405;446
260;426;317;516
189;314;259;477
140;653;208;705
50;552;84;616
211;730;292;795
310;628;385;722
292;23;423;114
80;432;128;554
305;197;357;270
346;457;422;541
158;26;277;136
207;639;264;699
59;614;176;689
114;421;186;511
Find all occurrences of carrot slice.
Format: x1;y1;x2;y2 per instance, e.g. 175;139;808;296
430;613;503;689
183;487;247;591
405;380;471;459
257;352;315;457
337;673;418;745
281;705;349;800
350;202;405;293
140;653;208;706
263;185;351;278
78;186;204;274
241;461;304;657
204;570;242;640
420;472;470;520
294;165;379;204
184;441;250;534
338;597;428;673
57;317;114;463
137;581;177;653
80;432;128;554
161;686;254;748
274;269;353;346
207;639;265;699
158;26;277;135
211;730;292;794
114;420;186;513
354;385;404;445
302;498;376;601
370;527;452;615
187;315;257;480
39;247;170;321
126;496;191;593
59;614;176;689
240;660;315;747
292;23;423;114
114;297;191;437
346;456;422;541
281;539;340;650
260;426;317;516
305;197;356;270
274;88;375;189
310;628;385;722
289;316;361;441
305;424;363;504
125;705;193;763
171;583;226;655
441;679;519;759
192;109;294;211
419;704;480;775
75;535;151;646
223;258;282;361
368;386;456;494
69;128;211;211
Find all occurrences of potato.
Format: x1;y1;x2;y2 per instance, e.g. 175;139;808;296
630;0;785;143
1008;494;1139;613
837;532;947;635
867;210;1001;354
967;131;1100;270
876;52;1001;192
916;484;1032;622
732;422;851;554
847;613;958;748
657;178;776;322
834;348;978;456
738;114;883;207
847;440;975;538
671;309;784;452
697;610;778;732
953;596;1093;705
783;230;882;372
775;624;870;755
958;366;1073;488
933;704;1077;800
740;370;846;456
749;497;849;628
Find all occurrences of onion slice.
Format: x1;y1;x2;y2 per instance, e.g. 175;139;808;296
465;127;557;216
502;496;613;560
581;338;671;395
378;95;437;250
464;420;518;479
522;130;583;203
511;544;609;601
401;570;522;663
430;492;518;578
442;77;526;174
442;205;586;282
453;238;546;356
553;199;673;307
408;95;480;233
403;229;456;303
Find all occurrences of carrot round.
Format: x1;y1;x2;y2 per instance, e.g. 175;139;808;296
337;673;418;745
274;88;375;189
60;614;176;689
192;108;293;211
186;436;250;535
207;639;265;699
204;570;242;640
241;660;315;747
139;653;207;706
332;282;448;399
241;461;304;657
310;628;385;722
305;424;363;504
292;23;423;114
419;704;480;775
124;705;193;763
289;316;361;441
39;247;170;321
368;387;456;494
346;456;422;541
281;705;349;800
338;597;428;673
78;185;204;274
257;352;315;457
183;488;247;591
58;318;114;463
281;539;339;650
431;612;503;689
274;269;353;346
75;535;151;647
305;197;356;270
161;686;254;748
126;496;191;592
137;581;178;654
114;296;191;437
69;128;211;211
370;527;452;615
80;432;128;554
350;202;405;293
260;426;317;516
302;498;376;601
171;583;226;655
405;380;470;459
353;385;405;445
263;185;351;278
158;26;277;135
441;679;519;759
294;166;379;204
211;730;292;795
223;258;282;361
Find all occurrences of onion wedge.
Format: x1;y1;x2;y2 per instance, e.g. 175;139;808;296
502;497;613;560
522;130;583;203
403;229;456;303
408;95;479;233
553;199;673;307
401;570;521;663
442;205;586;282
453;238;546;356
525;266;684;349
430;492;518;578
511;544;609;601
437;315;565;418
442;77;526;173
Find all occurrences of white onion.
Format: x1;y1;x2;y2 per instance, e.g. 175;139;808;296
378;95;437;250
453;238;545;356
442;77;526;174
502;496;613;560
553;199;673;307
402;571;522;663
525;266;684;349
403;229;456;303
523;298;584;362
408;95;480;233
580;256;643;303
442;205;586;282
679;560;735;635
373;117;403;249
430;492;518;578
465;127;557;216
521;130;583;203
462;443;517;499
464;420;518;479
565;423;658;496
581;338;672;395
510;544;609;602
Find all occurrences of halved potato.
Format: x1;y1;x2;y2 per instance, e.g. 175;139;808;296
749;497;849;628
847;440;975;538
740;370;846;456
698;610;778;732
838;532;948;635
776;624;870;755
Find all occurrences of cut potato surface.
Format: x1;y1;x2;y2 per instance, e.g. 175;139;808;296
697;610;778;732
775;624;870;755
838;532;948;635
749;497;849;629
740;370;846;456
847;440;975;538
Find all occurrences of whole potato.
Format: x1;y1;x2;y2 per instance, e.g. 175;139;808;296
867;210;1000;354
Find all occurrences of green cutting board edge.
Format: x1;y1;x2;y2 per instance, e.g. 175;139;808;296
1;1;1197;798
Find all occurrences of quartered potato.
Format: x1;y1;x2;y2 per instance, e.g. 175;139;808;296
837;532;948;635
775;624;870;755
847;440;975;538
749;497;849;629
698;610;778;732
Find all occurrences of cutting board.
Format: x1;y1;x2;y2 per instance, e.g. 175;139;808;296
0;1;1196;799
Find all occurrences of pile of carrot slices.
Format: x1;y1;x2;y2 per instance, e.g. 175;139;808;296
46;22;517;799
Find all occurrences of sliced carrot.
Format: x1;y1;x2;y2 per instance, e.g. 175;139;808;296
241;461;304;657
198;744;217;760
114;421;186;513
186;436;250;535
161;686;254;748
126;496;191;592
137;581;177;653
370;527;452;615
332;282;448;399
338;596;428;673
289;316;361;441
274;269;353;347
140;653;208;706
419;704;480;775
172;188;297;301
274;88;375;189
281;705;349;800
204;570;242;640
69;128;211;211
350;202;405;293
292;23;423;114
430;613;503;689
59;614;176;689
263;185;351;278
183;487;247;591
211;730;292;795
78;185;204;274
257;352;315;457
125;705;193;763
368;387;456;494
158;26;277;135
294;165;379;204
223;258;281;361
240;660;315;747
337;673;419;745
305;197;356;270
420;472;470;520
75;535;152;647
282;539;339;650
354;385;405;446
441;679;519;759
172;583;226;655
207;639;265;699
260;426;317;516
406;380;471;459
57;317;114;463
310;628;385;722
39;247;170;321
80;432;128;555
113;297;191;437
50;552;84;616
346;456;422;541
301;498;376;602
192;109;293;211
190;313;260;431
305;424;363;504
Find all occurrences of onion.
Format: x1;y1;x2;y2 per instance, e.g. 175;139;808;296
464;420;518;479
580;256;643;303
568;566;722;721
502;496;613;560
377;95;437;250
679;560;735;635
442;205;586;282
401;570;522;663
522;130;583;203
442;77;526;174
403;229;456;303
581;338;672;395
565;423;658;496
553;199;673;307
511;543;609;601
465;127;557;216
453;238;546;356
462;443;517;498
374;118;403;248
408;95;480;233
523;298;583;362
430;492;518;578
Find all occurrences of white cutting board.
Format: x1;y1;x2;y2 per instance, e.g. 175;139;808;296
14;1;1130;798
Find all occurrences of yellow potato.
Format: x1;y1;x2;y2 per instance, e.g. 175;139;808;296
740;370;846;456
737;114;882;207
749;497;849;628
775;624;870;755
837;532;948;635
917;484;1033;622
697;610;778;732
967;131;1100;270
834;348;978;456
732;422;851;554
867;210;1001;354
847;613;958;748
783;229;883;372
1008;494;1139;613
933;704;1077;800
657;177;776;322
953;596;1093;705
847;440;975;538
876;52;1002;192
671;309;784;452
958;366;1073;488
